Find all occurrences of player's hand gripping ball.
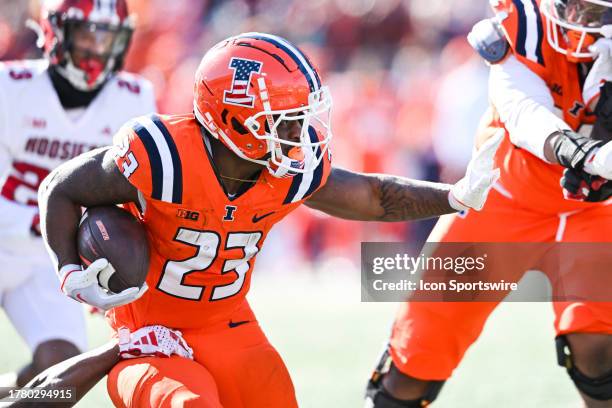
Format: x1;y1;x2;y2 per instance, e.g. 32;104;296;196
77;206;150;293
59;206;150;311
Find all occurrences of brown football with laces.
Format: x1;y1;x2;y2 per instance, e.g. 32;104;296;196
77;206;149;294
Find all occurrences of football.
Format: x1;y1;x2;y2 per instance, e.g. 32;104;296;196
77;206;150;294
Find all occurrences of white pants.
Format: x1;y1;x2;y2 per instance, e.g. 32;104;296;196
0;240;87;352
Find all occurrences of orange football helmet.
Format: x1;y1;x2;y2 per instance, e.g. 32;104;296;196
193;32;332;177
541;0;612;60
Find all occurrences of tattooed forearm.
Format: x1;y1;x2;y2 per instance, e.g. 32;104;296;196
306;167;455;222
374;176;454;221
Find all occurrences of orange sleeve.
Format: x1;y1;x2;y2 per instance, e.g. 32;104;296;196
493;0;547;77
494;0;522;52
112;122;154;197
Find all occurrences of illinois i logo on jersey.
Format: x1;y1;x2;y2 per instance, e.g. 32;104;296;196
569;101;584;117
223;205;237;221
223;58;262;108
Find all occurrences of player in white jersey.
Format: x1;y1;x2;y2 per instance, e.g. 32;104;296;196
0;0;155;389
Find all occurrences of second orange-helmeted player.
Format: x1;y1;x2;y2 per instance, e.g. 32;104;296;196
367;0;612;407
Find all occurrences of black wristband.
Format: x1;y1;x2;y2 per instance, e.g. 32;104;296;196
552;129;602;170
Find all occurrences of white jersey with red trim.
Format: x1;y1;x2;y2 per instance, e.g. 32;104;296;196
0;59;156;257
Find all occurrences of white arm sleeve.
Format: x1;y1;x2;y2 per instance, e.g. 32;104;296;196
489;54;571;162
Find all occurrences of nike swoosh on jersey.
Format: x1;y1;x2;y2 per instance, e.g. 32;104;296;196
251;212;274;223
228;320;250;328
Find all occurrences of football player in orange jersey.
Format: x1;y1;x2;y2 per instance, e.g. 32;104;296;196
36;33;501;407
365;1;612;407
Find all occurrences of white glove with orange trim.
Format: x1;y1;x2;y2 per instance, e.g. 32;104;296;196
118;325;194;360
58;259;147;311
448;130;503;211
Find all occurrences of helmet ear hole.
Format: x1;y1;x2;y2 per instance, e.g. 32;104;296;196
221;109;229;125
231;117;249;135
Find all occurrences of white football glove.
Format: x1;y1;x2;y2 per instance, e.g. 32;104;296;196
449;130;503;211
118;325;194;360
583;38;612;109
59;259;147;311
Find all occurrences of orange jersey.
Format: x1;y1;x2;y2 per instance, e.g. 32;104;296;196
487;0;606;214
107;113;331;330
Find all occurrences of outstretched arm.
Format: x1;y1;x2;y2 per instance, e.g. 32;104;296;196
305;168;453;221
6;326;195;407
306;131;503;221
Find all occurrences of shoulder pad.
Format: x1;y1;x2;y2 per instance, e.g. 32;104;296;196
0;59;47;84
113;114;183;204
467;18;510;64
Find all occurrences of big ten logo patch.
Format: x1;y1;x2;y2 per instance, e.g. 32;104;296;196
177;209;200;221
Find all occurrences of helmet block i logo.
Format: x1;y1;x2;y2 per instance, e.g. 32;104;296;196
223;58;263;108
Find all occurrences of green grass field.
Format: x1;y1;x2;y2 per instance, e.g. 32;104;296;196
0;269;581;407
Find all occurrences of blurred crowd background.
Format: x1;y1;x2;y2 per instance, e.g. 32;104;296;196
1;0;491;272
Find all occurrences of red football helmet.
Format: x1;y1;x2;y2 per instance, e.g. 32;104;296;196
541;0;612;60
37;0;134;90
193;33;333;178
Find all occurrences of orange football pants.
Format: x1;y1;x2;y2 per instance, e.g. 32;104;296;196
390;188;612;380
107;302;297;408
